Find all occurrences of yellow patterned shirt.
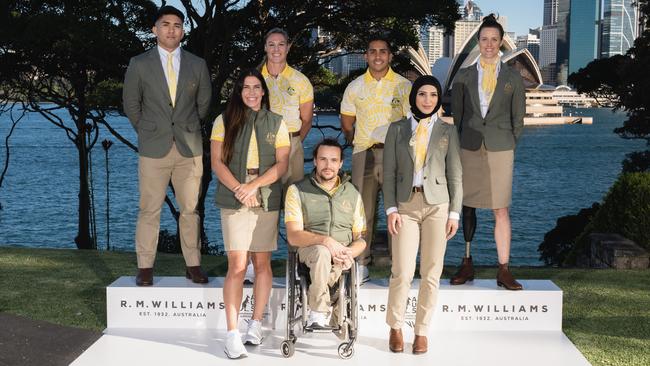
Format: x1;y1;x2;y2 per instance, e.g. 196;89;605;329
210;114;290;169
262;64;314;133
284;178;366;236
340;68;412;153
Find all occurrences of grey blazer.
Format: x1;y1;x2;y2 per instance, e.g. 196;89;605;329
383;118;463;213
123;48;212;158
451;63;525;151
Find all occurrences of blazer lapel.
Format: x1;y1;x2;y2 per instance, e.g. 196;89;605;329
175;49;191;107
468;66;482;115
148;49;172;106
486;63;508;116
425;121;444;164
401;119;415;163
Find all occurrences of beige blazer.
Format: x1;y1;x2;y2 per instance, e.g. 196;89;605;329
383;117;463;213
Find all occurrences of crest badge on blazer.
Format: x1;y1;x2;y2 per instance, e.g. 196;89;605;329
339;200;353;213
439;135;449;150
391;97;401;108
287;86;296;96
504;82;513;93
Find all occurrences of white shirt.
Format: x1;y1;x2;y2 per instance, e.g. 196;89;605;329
385;114;459;220
157;45;180;88
476;60;501;118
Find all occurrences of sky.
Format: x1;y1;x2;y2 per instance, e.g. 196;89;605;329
158;0;545;38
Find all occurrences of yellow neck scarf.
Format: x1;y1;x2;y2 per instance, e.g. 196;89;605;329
480;57;498;98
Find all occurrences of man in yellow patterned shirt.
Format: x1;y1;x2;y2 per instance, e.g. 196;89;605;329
262;28;314;185
340;36;411;280
285;138;366;329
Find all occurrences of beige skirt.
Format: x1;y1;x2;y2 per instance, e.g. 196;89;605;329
220;173;278;252
460;145;514;209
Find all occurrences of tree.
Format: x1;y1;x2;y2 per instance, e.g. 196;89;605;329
172;0;460;237
568;0;650;172
0;0;156;249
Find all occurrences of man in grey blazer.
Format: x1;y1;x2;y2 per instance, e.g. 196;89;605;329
123;6;212;286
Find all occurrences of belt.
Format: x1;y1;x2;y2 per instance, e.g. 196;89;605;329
412;186;424;192
369;143;385;149
247;168;259;175
290;131;301;137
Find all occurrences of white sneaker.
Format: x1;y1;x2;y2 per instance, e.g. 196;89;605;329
244;261;255;284
224;330;248;359
358;264;370;284
243;319;264;345
308;311;328;328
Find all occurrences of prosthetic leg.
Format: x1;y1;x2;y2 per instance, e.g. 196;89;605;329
450;206;476;285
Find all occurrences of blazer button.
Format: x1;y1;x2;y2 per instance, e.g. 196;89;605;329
423;176;427;180
483;122;486;125
172;123;175;126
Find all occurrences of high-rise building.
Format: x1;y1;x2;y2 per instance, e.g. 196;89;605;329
420;25;446;67
517;34;541;62
555;0;571;85
540;24;558;68
544;0;559;26
601;0;639;58
454;19;481;55
568;0;601;77
460;0;483;21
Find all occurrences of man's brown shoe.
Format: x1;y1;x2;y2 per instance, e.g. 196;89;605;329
450;256;474;285
389;328;404;353
412;335;428;354
186;266;209;284
497;263;523;291
136;268;153;286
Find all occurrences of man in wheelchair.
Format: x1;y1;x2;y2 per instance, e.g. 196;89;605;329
284;138;367;329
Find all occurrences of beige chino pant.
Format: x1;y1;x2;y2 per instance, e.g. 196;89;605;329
351;148;384;266
386;193;448;336
135;143;202;268
297;245;344;313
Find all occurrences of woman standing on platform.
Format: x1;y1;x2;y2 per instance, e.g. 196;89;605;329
383;75;462;354
210;68;290;359
450;14;526;291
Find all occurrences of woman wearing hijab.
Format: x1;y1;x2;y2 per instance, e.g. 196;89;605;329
383;75;462;354
450;14;526;291
210;68;290;359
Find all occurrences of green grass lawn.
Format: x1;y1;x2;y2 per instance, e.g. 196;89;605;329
1;247;648;366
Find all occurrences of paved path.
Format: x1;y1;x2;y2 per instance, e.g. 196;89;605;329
0;313;101;366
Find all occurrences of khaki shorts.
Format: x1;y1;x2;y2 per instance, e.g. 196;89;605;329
221;207;279;252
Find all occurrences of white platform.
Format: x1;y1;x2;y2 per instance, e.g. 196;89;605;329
69;277;590;365
70;328;591;366
107;277;563;332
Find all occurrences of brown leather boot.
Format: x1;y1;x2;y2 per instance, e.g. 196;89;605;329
496;263;523;290
136;268;153;286
389;328;404;353
450;256;474;285
186;266;209;284
412;335;428;354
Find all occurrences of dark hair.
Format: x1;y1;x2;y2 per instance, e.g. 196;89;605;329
222;68;270;164
154;6;185;25
313;138;343;161
477;13;504;40
264;28;289;44
367;34;392;53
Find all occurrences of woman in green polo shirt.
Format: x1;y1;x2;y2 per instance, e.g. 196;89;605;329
210;68;290;359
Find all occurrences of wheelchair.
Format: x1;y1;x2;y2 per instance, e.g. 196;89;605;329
280;246;360;359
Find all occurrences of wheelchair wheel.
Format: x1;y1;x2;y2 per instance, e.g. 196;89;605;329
337;342;354;359
281;340;295;358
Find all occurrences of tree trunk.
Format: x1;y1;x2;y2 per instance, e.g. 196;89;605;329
75;119;93;249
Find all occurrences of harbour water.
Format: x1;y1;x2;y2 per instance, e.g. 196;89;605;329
0;107;644;265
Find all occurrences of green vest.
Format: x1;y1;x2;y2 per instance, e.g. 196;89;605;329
215;108;283;211
295;172;360;245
